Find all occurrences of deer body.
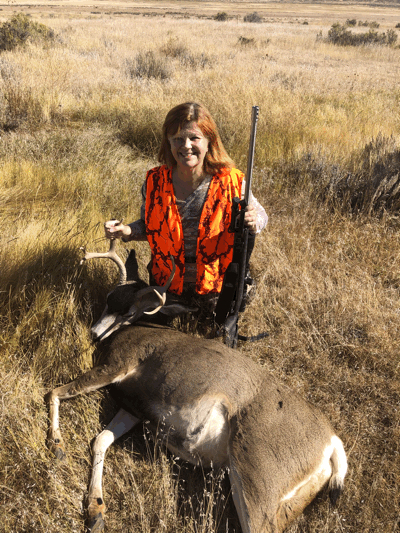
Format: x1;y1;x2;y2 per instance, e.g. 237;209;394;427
46;243;347;533
97;324;264;465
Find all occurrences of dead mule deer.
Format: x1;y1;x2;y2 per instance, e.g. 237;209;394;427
46;240;347;533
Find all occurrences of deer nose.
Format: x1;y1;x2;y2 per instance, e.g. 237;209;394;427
91;328;101;343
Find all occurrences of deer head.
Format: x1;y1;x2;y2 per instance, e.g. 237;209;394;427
80;237;195;341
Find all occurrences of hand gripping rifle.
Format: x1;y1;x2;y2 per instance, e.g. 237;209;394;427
214;106;268;348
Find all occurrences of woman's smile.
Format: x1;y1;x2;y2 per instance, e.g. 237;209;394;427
168;122;209;172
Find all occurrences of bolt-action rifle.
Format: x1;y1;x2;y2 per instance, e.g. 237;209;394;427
214;106;268;348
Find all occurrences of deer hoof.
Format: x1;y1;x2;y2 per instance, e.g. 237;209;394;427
53;445;66;461
87;512;105;532
47;435;66;461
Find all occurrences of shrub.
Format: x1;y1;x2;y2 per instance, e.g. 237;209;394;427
237;36;257;47
346;19;357;27
327;23;354;45
126;50;171;80
214;12;228;22
160;37;187;59
396;23;400;29
269;135;400;216
180;52;211;69
327;22;397;47
0;13;54;52
328;135;400;215
244;12;262;23
159;38;212;69
358;20;379;28
386;29;398;46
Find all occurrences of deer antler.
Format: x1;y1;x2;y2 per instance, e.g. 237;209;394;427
80;238;127;285
80;232;176;314
144;256;176;315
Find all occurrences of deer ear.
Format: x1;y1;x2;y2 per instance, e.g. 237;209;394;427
160;303;198;316
125;249;141;281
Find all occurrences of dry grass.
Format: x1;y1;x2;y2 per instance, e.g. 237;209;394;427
1;4;400;533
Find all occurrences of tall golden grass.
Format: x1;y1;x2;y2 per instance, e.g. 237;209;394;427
1;7;399;533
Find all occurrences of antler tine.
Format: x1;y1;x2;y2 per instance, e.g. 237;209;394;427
80;239;127;285
163;255;176;291
143;290;165;315
144;255;176;315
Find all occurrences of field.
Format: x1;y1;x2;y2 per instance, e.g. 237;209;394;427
0;1;400;532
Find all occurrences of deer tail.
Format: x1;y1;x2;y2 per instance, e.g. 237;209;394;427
328;436;348;506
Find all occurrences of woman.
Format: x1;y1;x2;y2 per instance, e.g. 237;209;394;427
104;102;268;311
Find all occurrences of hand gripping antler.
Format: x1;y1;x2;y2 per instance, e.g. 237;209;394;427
80;238;127;285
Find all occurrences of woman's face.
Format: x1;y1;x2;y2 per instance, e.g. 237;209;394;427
168;122;209;173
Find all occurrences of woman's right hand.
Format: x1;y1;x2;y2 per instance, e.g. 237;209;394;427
104;219;132;240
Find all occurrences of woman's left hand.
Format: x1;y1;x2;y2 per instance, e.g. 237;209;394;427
244;204;257;234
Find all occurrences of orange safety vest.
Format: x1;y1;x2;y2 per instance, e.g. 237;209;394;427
145;165;243;295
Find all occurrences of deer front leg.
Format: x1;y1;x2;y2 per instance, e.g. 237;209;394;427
45;365;131;460
46;381;90;460
87;408;140;532
46;393;66;460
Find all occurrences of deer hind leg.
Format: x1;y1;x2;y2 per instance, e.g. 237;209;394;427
276;435;347;531
45;365;134;460
87;408;139;533
228;458;279;533
228;461;252;533
276;464;332;531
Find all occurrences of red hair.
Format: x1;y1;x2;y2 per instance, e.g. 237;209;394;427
158;102;234;174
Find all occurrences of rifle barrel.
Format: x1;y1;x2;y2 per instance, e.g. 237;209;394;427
244;105;259;204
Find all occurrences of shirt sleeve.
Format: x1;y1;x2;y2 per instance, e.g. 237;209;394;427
140;180;146;222
124;219;147;241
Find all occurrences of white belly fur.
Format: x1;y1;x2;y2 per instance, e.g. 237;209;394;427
153;395;230;467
